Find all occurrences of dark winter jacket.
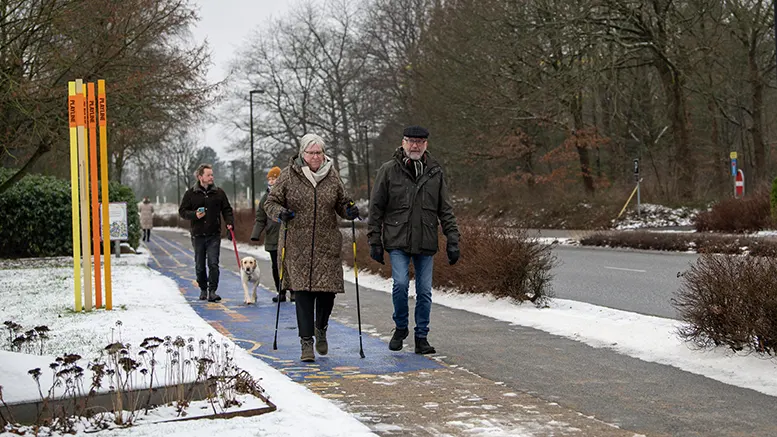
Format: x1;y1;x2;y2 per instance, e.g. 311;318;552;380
178;183;234;236
250;188;280;251
264;156;352;293
368;147;459;255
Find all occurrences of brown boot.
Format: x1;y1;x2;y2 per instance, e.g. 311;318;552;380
300;337;315;362
315;326;328;355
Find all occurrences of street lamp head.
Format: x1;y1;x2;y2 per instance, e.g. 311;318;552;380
250;89;264;94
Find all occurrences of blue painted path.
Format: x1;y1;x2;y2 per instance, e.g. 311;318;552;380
143;233;440;382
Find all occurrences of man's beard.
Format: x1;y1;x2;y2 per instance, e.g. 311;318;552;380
405;149;423;160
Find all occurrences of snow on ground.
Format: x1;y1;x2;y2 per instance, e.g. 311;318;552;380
0;254;376;437
228;240;777;399
612;203;698;230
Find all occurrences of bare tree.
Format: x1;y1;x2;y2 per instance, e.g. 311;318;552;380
0;0;212;193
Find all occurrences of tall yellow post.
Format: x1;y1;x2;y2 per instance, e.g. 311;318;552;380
98;80;112;310
76;79;92;311
68;82;82;313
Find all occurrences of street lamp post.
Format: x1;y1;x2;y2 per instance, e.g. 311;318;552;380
231;160;237;205
362;125;371;204
249;89;264;209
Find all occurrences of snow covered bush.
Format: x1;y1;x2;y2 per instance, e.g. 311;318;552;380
674;254;777;355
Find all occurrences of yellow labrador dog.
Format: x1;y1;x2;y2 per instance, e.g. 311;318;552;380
240;256;261;305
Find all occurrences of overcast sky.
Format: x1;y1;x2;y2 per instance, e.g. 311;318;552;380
189;0;293;160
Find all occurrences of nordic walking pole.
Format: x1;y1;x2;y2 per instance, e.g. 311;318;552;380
351;215;366;358
273;225;288;350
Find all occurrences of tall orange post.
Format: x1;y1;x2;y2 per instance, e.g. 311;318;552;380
98;80;112;310
87;82;102;308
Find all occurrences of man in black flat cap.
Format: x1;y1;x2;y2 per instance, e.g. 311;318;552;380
368;125;460;355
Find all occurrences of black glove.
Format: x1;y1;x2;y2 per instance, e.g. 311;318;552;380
227;231;233;241
345;202;360;220
278;209;295;222
370;244;385;265
447;244;459;265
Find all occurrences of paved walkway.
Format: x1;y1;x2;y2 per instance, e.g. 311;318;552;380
143;233;439;381
143;231;643;436
144;230;777;437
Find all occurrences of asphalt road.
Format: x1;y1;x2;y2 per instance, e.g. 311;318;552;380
157;229;777;437
551;245;699;319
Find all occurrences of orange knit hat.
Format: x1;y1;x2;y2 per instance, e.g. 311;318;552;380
267;166;281;179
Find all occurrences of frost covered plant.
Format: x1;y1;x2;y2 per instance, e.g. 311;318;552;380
14;327;265;431
2;321;50;354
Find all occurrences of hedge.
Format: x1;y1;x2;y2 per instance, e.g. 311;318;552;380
0;168;140;258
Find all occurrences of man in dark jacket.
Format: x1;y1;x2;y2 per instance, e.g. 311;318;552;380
368;125;460;354
179;164;234;302
251;166;290;302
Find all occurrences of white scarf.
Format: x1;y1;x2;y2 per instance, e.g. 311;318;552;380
301;157;333;187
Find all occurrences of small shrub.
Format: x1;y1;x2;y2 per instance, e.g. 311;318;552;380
580;230;777;256
674;254;777;355
693;191;772;233
0;168;140;257
0;169;72;258
344;222;557;305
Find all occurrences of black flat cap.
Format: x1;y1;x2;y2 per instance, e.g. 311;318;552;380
403;125;429;138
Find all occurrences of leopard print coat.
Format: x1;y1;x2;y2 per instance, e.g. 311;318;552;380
264;156;351;293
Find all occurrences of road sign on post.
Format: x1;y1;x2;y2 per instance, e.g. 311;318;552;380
633;158;640;181
735;169;745;198
633;159;641;217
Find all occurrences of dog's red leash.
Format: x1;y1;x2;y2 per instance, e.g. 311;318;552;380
229;228;241;271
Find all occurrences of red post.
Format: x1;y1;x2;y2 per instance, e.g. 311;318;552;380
735;169;745;198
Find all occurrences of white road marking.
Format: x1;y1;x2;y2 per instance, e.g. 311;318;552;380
603;266;647;273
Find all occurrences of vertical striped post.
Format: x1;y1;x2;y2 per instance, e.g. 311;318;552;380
98;80;112;310
76;79;92;312
87;82;102;308
68;82;82;313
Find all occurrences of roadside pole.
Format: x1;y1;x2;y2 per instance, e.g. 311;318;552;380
633;158;640;217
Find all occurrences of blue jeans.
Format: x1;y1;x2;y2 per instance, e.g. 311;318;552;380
192;234;221;292
389;250;434;338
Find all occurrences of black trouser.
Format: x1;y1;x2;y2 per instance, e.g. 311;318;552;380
192;234;221;292
268;249;281;293
295;291;335;338
142;229;152;241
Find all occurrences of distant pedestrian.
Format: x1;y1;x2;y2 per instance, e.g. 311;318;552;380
178;164;235;302
264;133;359;362
139;197;154;242
251;166;288;302
368;125;460;354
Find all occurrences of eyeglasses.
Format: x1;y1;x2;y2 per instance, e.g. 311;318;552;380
304;150;324;157
403;137;427;145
